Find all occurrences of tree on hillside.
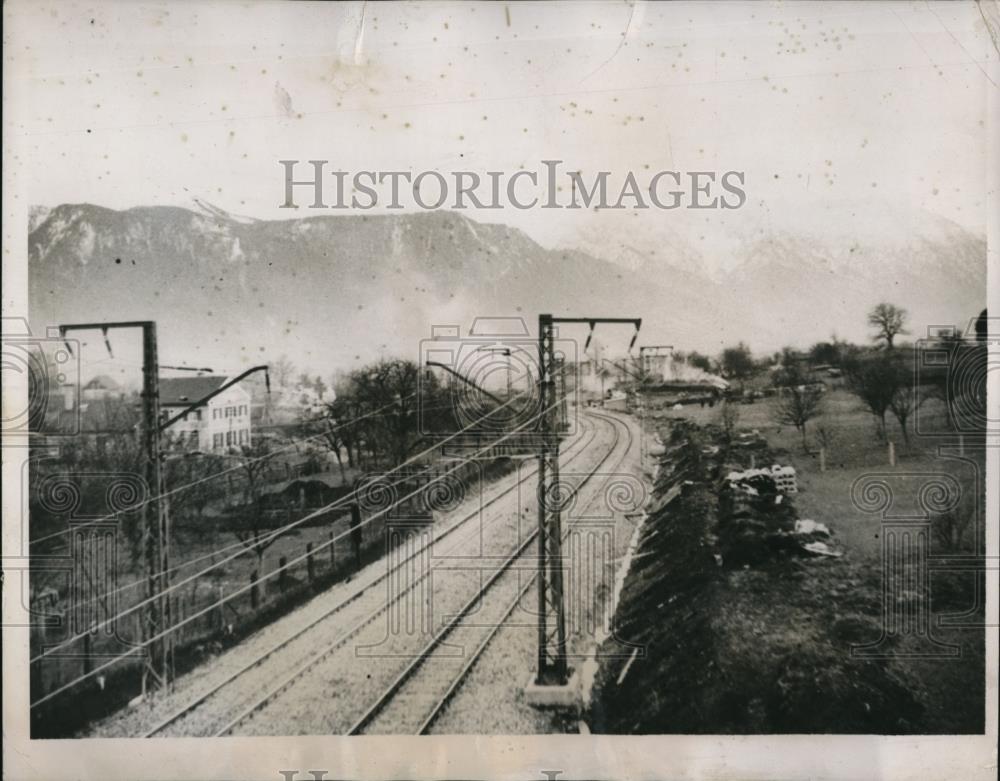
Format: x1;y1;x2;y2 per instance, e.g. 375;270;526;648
313;375;328;400
686;351;714;373
771;364;825;451
271;355;296;388
316;360;455;473
164;450;227;523
348;359;423;465
230;439;286;573
46;398;146;558
719;342;755;386
843;351;905;440
324;391;367;470
809;338;849;366
932;485;977;551
888;375;924;445
774;346;800;374
299;405;351;484
868;302;909;349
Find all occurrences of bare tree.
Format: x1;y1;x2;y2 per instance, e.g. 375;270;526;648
867;302;909;349
932;486;977;551
888;380;924;445
772;362;825;450
298;410;350;485
229;440;290;573
271;354;296;389
773;385;825;451
164;451;226;523
815;418;836;452
39;396;146;557
717;399;740;442
844;351;905;440
313;375;328;400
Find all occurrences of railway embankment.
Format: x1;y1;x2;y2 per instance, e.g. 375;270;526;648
589;418;927;734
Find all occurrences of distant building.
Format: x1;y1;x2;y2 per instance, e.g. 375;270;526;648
639;352;671;380
81;374;122;401
159;376;252;453
770;355;845;389
603;391;629;412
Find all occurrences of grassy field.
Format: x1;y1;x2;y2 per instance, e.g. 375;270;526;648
606;388;988;734
669;390;984;563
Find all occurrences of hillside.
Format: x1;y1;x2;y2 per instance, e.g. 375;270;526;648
28;203;986;371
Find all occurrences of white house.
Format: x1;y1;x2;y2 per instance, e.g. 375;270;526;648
159;376;252;453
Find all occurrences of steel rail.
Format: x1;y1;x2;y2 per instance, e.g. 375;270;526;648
348;410;633;735
142;417;597;737
208;415;608;738
415;411;634;734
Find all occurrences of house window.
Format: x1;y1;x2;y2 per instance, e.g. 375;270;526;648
226;431;233;446
213;433;223;449
195;409;202;421
187;430;199;449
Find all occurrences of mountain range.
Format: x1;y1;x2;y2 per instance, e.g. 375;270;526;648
28;202;986;374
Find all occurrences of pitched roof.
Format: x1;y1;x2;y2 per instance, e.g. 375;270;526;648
159;376;229;406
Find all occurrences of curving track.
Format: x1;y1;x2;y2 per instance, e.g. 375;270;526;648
349;410;634;735
96;410;622;737
221;410;624;736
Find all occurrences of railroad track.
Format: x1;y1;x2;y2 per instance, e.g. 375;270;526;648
139;413;607;737
213;411;627;737
348;410;635;735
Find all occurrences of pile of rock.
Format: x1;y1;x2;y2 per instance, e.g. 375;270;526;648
717;464;837;565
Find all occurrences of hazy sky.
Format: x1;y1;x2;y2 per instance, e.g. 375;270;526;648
10;1;992;259
6;0;995;383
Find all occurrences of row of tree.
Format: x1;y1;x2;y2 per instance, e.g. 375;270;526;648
678;302;914;383
295;358;460;478
714;303;986;449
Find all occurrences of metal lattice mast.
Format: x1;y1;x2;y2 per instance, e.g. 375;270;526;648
138;323;172;693
60;321;173;695
536;314;568;684
534;314;641;688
